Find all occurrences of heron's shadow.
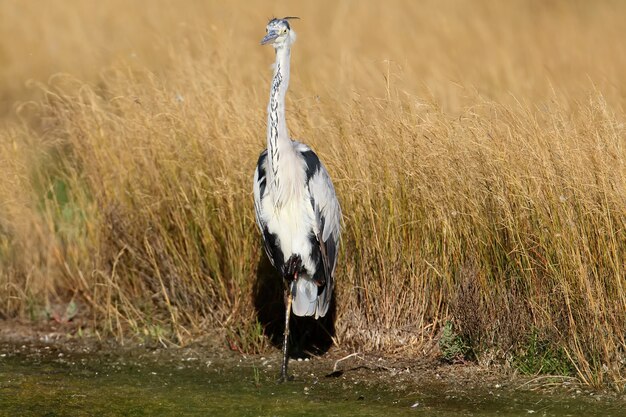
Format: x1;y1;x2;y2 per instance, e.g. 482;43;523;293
253;253;336;358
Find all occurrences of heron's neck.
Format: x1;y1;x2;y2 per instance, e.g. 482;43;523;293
267;46;294;193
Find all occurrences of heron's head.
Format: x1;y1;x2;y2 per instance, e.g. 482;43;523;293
261;17;298;49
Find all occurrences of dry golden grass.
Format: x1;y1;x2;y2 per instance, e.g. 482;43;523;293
1;0;625;387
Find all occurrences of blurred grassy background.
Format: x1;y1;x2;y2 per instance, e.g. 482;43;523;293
0;0;624;387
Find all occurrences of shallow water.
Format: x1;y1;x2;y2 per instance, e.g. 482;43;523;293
0;344;622;417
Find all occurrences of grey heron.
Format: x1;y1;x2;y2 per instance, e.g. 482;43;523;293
253;17;342;382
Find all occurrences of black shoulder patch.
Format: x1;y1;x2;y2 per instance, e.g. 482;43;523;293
307;231;325;291
257;150;268;197
262;227;284;268
300;149;321;183
257;150;268;171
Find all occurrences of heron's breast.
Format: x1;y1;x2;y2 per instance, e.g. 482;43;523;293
262;197;316;272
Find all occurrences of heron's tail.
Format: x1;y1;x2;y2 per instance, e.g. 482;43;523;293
291;278;331;319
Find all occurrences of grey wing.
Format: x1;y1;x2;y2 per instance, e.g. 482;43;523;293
308;167;341;278
254;150;284;268
298;143;341;316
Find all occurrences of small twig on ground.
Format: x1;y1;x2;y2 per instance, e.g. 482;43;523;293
332;352;361;373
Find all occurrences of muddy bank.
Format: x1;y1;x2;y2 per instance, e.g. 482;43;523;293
1;319;624;417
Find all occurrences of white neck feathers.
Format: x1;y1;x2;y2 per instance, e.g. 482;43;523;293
266;45;302;206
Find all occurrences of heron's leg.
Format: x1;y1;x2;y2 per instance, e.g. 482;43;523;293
280;278;295;382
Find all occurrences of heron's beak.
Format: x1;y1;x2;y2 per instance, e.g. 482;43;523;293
260;30;279;45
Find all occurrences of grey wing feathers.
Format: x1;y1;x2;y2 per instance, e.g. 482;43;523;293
297;143;341;316
308;167;341;276
253;150;275;265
